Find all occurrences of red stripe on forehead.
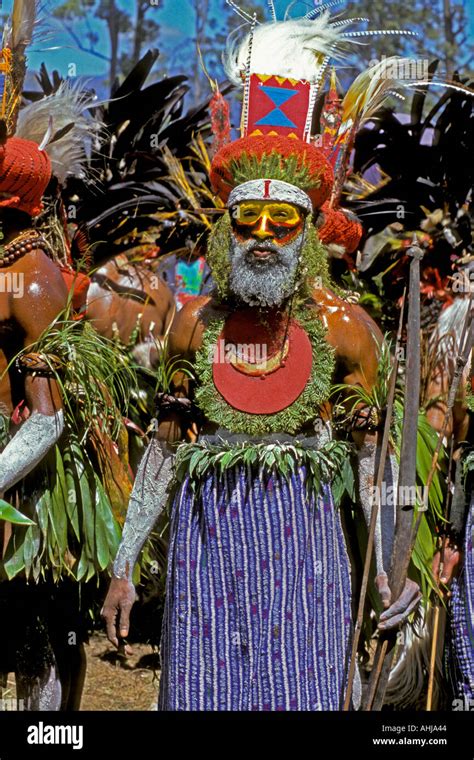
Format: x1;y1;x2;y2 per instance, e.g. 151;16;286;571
263;179;271;199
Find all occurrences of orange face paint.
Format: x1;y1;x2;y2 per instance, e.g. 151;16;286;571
231;201;305;245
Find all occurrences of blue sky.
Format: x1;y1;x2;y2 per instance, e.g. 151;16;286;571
0;0;472;85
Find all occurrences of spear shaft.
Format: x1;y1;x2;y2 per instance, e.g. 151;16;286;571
365;241;424;710
342;291;406;711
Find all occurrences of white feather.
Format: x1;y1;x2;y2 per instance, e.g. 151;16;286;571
223;12;346;85
337;56;423;138
430;297;472;383
16;81;102;184
386;605;444;709
10;0;36;50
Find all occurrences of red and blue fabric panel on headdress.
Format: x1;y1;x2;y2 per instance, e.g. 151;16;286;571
245;74;313;142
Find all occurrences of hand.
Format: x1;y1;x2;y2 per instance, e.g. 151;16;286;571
432;540;462;586
101;577;137;649
375;573;421;631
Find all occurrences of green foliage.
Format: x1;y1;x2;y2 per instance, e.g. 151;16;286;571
229;151;317;190
132;335;195;432
174;437;354;506
330;338;447;605
13;303;138;443
194;306;336;435
392;400;448;605
463;448;474;477
299;220;333;297
357;292;384;322
466;382;474;412
53;0;96;20
331;334;399;428
0;304;136;582
204;213;233;300
411;409;448;523
2;435;121;582
153;348;195;396
0;500;35;526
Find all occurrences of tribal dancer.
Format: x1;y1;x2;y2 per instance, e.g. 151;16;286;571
0;2;68;710
0;1;132;710
103;8;422;711
429;290;473;705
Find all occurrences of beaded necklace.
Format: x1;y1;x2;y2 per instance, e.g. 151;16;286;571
0;230;49;267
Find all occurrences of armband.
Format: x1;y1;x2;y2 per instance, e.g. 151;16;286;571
16;352;63;377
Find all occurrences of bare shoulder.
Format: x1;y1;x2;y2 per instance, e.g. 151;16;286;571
308;286;383;386
168;295;228;360
11;249;68;332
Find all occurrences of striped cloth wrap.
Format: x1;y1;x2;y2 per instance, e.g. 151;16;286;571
449;496;474;701
158;436;356;711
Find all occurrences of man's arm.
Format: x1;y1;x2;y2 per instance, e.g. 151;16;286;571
102;300;201;647
0;252;67;494
112;437;174;582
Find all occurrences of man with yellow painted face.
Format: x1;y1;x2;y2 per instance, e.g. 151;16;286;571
103;175;420;711
103;11;422;712
229;197;307;307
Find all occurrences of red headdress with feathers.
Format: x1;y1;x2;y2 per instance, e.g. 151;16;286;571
209;5;422;254
0;0;52;217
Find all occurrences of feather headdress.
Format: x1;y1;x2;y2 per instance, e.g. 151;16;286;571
222;4;417;144
329;57;418;204
223;3;416;88
210;3;421;258
1;0;37;136
16;81;102;184
329;57;474;206
224;12;345;86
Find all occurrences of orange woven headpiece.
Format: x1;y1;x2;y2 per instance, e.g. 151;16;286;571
0;136;51;217
210;134;334;210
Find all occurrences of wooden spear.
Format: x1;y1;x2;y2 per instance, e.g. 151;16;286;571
368;268;474;710
364;240;424;710
342;291;406;710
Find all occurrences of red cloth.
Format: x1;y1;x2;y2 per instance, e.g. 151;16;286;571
0;137;51;217
212;310;313;414
246;75;312;141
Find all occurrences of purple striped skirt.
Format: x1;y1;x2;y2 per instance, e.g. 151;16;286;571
158;464;353;710
449;502;474;699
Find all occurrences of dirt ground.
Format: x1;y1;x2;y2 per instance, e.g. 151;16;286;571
81;632;160;711
2;632;160;711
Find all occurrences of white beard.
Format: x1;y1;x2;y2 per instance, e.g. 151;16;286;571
228;233;304;307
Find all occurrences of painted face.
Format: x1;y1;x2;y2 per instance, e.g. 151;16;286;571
228;200;306;308
232;201;305;249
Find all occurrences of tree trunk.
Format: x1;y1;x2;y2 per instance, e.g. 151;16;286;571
132;0;147;66
106;0;120;86
192;0;210;104
443;0;456;74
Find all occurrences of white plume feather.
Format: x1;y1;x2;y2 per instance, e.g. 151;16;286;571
337;56;421;136
386;606;444;709
16;81;102;184
223;12;345;85
8;0;36;49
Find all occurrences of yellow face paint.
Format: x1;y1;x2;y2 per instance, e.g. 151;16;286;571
235;201;304;227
